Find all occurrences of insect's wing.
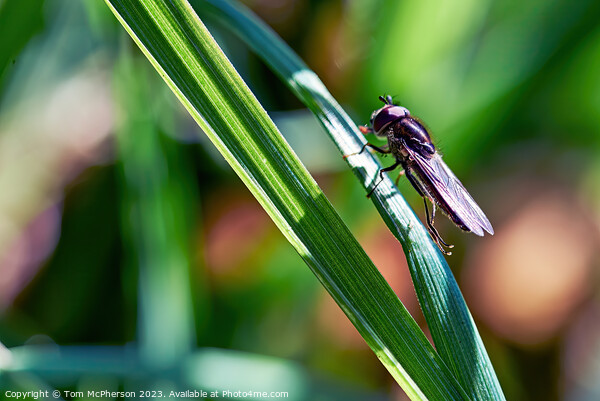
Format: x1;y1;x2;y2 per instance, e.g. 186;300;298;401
408;149;494;236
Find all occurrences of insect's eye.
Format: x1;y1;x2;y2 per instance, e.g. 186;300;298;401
372;105;409;135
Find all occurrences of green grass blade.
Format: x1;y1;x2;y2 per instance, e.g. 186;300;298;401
194;1;505;400
104;0;470;399
114;51;197;366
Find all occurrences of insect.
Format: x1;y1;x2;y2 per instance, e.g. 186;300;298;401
352;95;494;254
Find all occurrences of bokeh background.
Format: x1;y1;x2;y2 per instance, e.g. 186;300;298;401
1;0;600;400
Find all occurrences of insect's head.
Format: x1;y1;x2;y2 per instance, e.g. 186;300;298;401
369;95;410;137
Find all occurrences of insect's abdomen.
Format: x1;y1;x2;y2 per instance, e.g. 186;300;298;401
410;162;471;233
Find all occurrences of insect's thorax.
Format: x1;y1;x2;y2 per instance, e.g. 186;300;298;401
386;117;436;160
387;130;409;160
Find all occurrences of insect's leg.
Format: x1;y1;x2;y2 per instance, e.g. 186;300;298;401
394;169;405;186
343;143;390;159
432;205;454;248
365;143;390;154
404;169;424;195
405;171;454;255
423;198;454;252
366;160;401;198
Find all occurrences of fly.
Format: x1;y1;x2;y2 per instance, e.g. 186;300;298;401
350;95;494;255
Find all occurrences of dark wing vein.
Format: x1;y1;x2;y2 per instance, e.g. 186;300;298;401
408;149;494;236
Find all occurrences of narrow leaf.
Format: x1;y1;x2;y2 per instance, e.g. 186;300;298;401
194;1;505;400
104;0;470;399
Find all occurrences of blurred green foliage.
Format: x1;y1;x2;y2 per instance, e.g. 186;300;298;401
1;0;600;400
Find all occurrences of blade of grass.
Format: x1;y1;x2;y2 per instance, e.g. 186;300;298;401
104;0;470;399
193;1;505;400
114;51;198;367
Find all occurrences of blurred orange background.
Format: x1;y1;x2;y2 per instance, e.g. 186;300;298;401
1;1;599;400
